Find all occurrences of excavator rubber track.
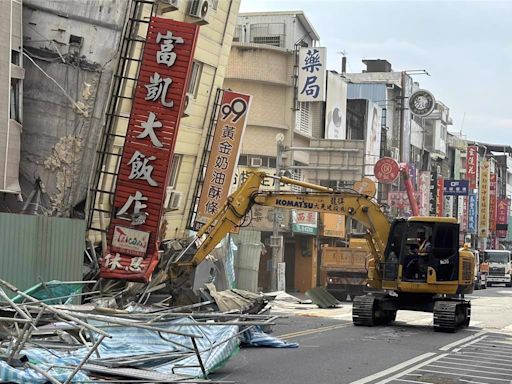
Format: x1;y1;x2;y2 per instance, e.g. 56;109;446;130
352;295;376;326
433;299;471;332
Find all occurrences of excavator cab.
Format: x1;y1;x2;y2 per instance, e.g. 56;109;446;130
381;217;473;294
382;218;461;286
355;217;474;332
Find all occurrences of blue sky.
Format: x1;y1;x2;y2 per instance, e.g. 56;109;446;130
239;0;512;144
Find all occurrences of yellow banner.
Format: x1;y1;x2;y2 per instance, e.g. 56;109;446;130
194;91;252;229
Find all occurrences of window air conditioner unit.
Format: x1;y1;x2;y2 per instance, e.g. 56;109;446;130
188;0;209;25
159;0;179;12
164;187;183;211
249;157;263;168
182;93;192;117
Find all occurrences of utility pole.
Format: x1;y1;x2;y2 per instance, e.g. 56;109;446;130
271;135;285;292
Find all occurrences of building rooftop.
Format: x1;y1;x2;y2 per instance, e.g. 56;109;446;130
469;141;512;155
238;10;320;41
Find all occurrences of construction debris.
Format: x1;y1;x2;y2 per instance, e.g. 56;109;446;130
305;287;341;309
0;278;293;383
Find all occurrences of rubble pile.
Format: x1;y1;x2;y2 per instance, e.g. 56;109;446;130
0;279;293;383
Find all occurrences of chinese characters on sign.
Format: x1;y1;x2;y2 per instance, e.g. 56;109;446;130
292;210;318;235
102;18;199;282
497;198;510;238
321;213;345;238
374;157;400;183
388;191;421;217
194;91;252;230
478;160;491;238
418;171;430;216
466;146;478;190
457;196;468;232
436;176;444;216
443;180;469;196
489;173;497;232
468;193;477;234
429;171;437;216
298;47;326;102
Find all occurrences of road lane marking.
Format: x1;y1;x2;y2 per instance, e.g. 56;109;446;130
454;350;512;360
444;355;512;368
458;379;489;384
439;330;486;351
452;335;488;352
464;345;512;354
478;341;512;349
349;352;437;384
439;358;512;371
417;368;510;382
278;323;351;340
372;354;448;384
428;363;512;376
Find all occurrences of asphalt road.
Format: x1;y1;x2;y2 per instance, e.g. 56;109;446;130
212;286;512;384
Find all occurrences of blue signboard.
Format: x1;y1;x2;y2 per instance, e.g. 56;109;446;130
468;193;477;234
443;179;469;196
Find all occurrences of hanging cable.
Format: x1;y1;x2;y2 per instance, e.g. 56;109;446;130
22;51;87;115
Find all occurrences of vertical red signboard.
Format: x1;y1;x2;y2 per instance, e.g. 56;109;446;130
497;198;510;238
489;173;497;232
101;18;199;282
466;146;478;190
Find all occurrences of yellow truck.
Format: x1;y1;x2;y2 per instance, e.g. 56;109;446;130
322;238;374;301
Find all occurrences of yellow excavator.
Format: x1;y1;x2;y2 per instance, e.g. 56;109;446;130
169;172;474;332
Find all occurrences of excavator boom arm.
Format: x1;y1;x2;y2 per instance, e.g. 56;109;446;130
184;172;390;269
254;192;390;257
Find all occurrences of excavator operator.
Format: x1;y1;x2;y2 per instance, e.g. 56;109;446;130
405;229;432;281
418;231;432;254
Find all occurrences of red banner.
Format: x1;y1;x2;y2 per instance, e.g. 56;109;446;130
497;198;510;238
490;173;497;232
466;146;478;190
102;18;199;282
436;176;444;217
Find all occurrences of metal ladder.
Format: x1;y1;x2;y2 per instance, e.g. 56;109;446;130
86;0;156;239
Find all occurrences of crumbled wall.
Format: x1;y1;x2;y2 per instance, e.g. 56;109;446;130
43;135;83;215
21;60;111;216
18;0;129;217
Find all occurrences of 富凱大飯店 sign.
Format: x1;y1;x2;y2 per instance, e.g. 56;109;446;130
102;18;200;282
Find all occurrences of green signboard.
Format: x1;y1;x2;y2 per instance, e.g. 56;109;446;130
292;223;317;235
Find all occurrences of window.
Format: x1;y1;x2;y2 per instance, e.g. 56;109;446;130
252;36;281;46
238;155;247;166
11;50;20;65
249;23;285;48
168;154;183;189
187;61;203;98
10;79;20;123
233;25;242;42
295;102;312;135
